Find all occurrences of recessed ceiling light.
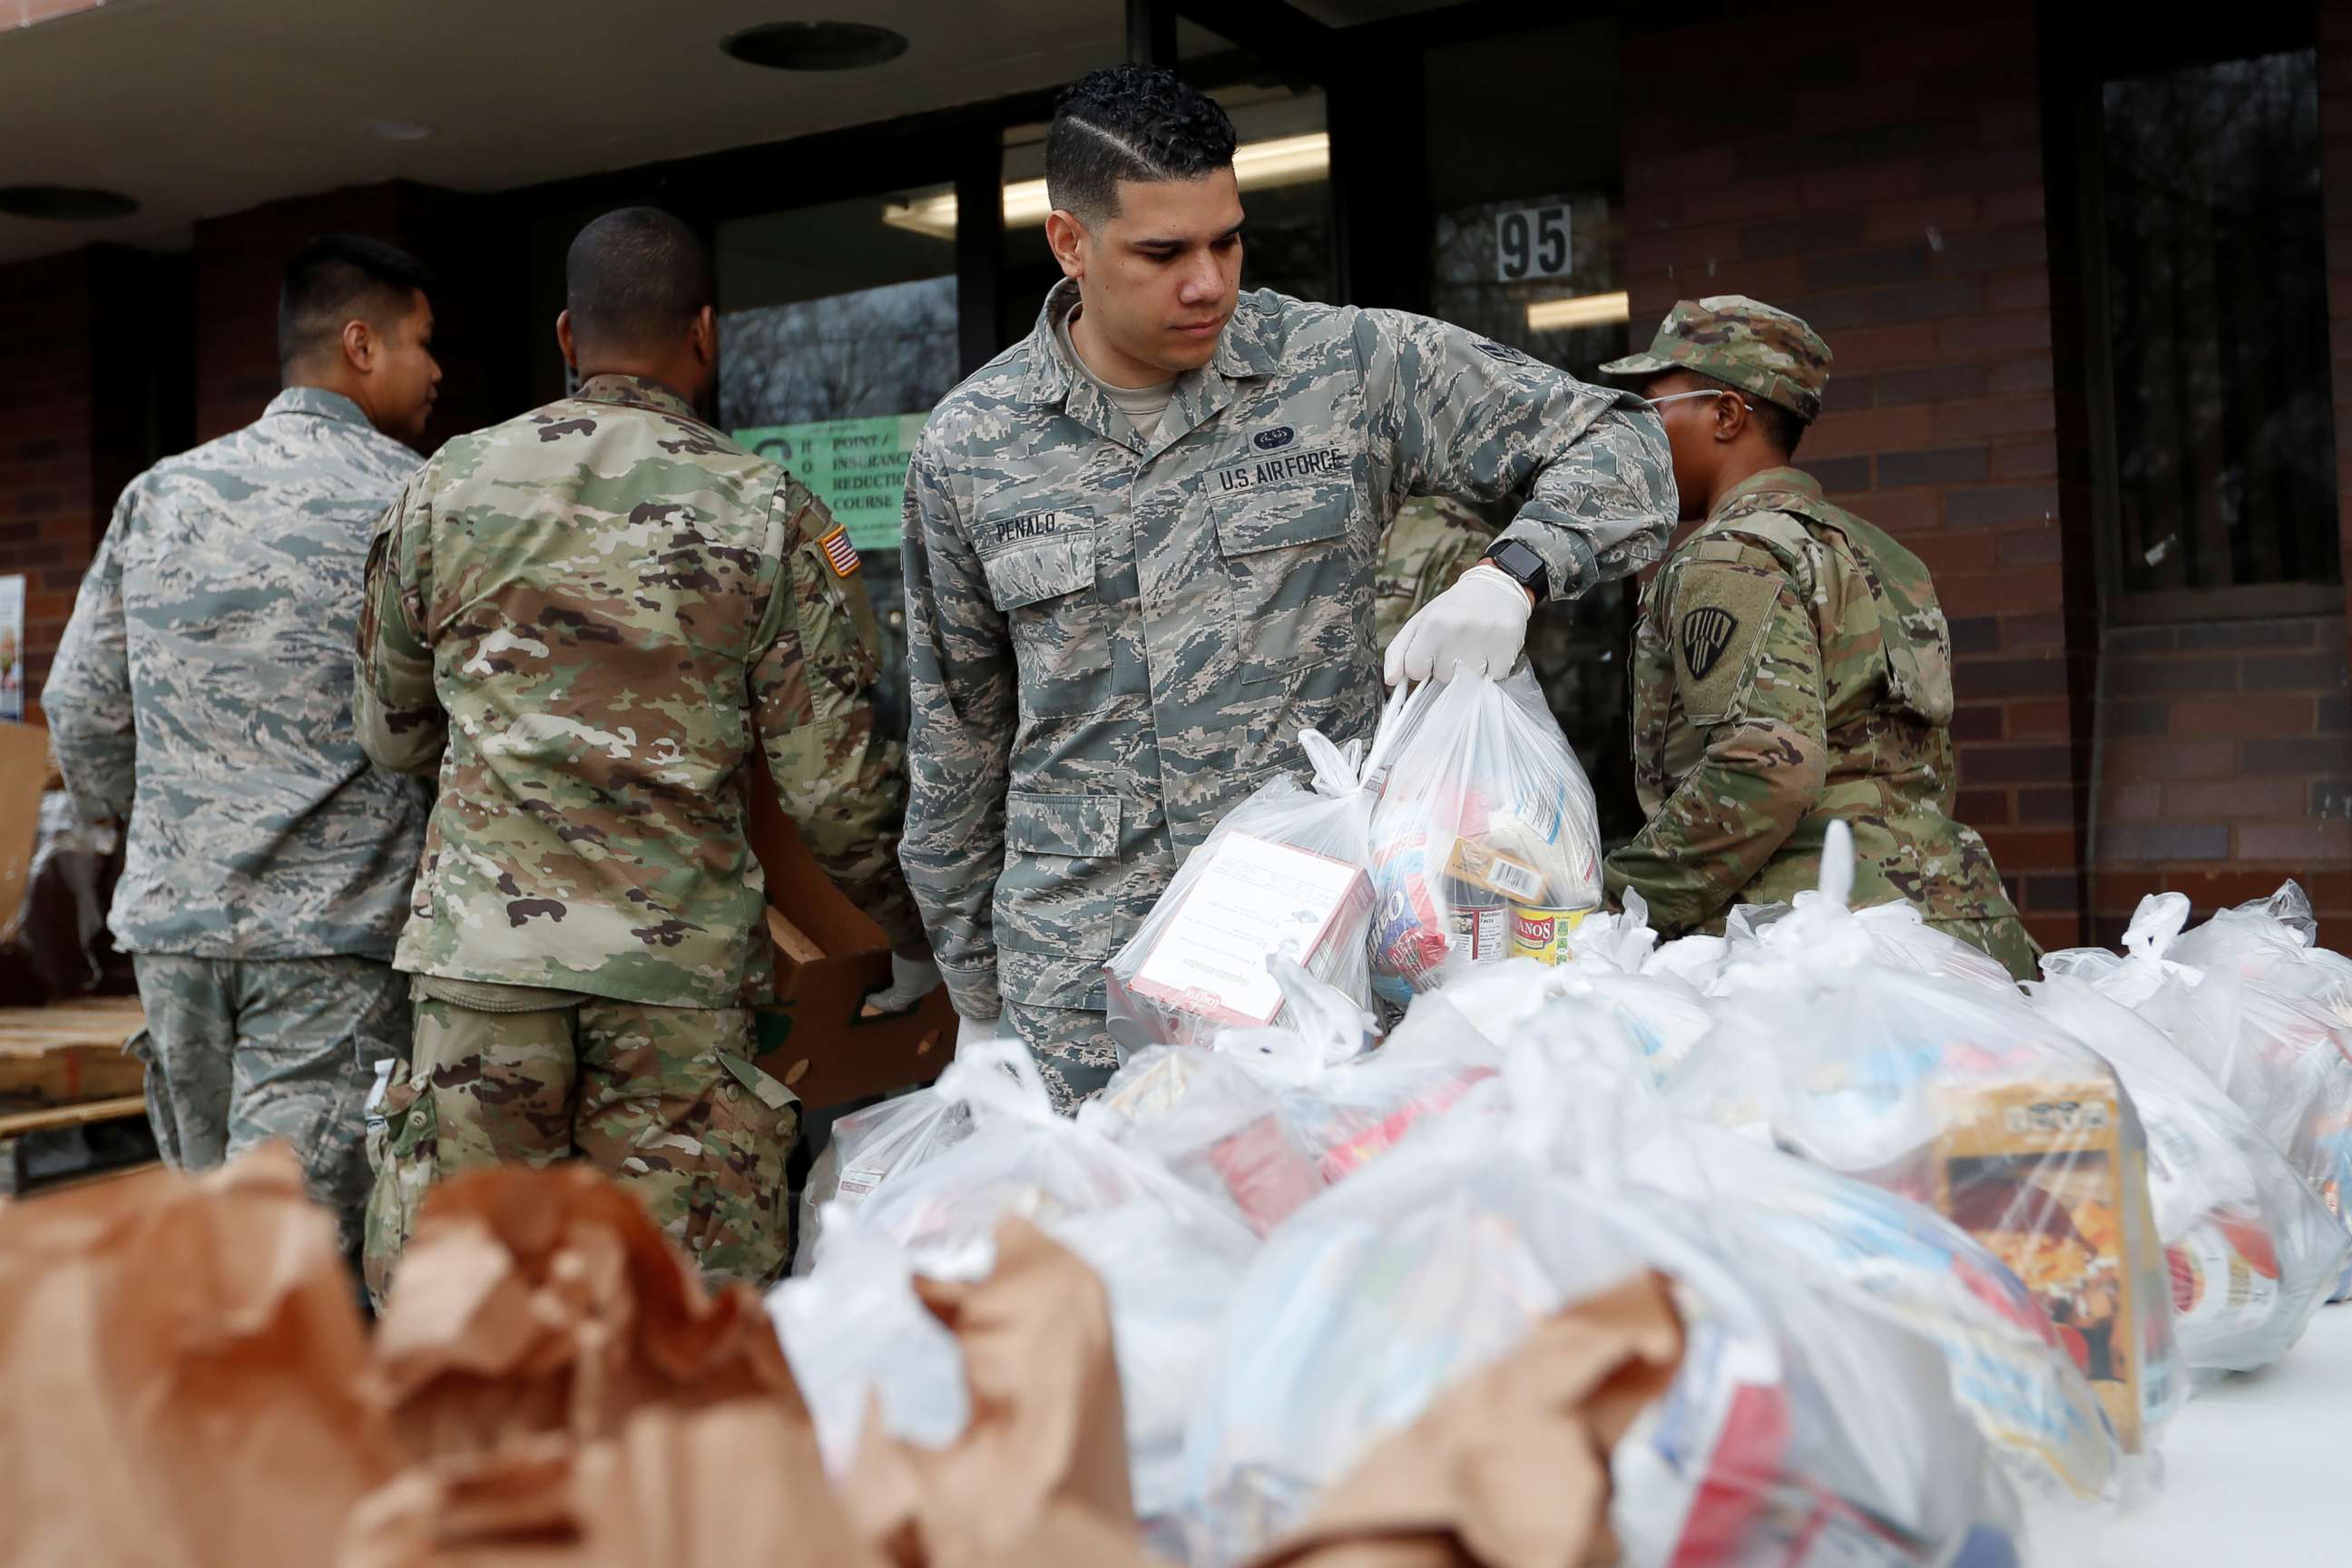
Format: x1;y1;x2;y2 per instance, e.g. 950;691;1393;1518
0;185;139;221
722;20;908;71
368;120;435;142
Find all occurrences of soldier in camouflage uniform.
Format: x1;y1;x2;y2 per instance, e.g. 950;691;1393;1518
354;209;928;1298
44;235;441;1258
903;65;1675;1109
1596;297;2039;979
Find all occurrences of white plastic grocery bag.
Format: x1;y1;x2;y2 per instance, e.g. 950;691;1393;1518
1367;666;1602;1000
1106;697;1408;1055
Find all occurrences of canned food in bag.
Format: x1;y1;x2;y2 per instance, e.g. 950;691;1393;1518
1510;905;1592;965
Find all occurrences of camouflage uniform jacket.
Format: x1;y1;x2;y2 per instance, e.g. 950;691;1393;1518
903;280;1675;1022
44;387;428;959
1602;466;2024;936
355;373;922;1009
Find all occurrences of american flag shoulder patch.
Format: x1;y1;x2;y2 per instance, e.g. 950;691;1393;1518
818;526;860;578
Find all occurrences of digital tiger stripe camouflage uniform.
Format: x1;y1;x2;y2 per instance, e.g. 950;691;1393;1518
903;280;1675;1108
354;372;922;1296
44;386;428;1258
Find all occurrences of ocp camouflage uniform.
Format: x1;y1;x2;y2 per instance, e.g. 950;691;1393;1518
1372;495;1499;652
43;387;428;1256
355;373;921;1298
904;280;1675;1109
1597;298;2037;978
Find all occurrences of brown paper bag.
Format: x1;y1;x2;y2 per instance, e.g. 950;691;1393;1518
0;1146;399;1565
966;1503;1182;1568
370;1162;804;1460
341;1399;889;1568
1249;1271;1685;1568
842;1217;1135;1568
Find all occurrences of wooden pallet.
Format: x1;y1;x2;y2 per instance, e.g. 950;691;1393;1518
0;995;146;1109
0;1093;150;1197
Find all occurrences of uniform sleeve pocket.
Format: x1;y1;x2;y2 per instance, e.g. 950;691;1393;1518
1004;791;1121;858
980;534;1095;610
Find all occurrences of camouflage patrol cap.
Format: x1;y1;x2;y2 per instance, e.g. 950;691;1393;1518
1599;295;1832;425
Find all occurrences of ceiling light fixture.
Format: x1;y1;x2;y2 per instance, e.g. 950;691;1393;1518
0;184;139;221
723;20;909;71
881;132;1332;240
1525;291;1632;332
368;120;435;142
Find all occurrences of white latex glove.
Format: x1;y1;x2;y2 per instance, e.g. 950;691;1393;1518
955;1014;1008;1058
859;951;941;1016
1383;562;1534;686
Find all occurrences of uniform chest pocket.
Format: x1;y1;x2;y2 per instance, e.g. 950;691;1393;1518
1212;494;1368;686
978;532;1112;718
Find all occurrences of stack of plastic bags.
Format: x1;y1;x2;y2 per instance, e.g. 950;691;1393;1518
779;1042;1259;1544
1670;825;2184;1456
1180;1036;2026;1567
2027;974;2348;1374
773;681;2352;1566
2045;889;2352;1304
1089;958;1499;1235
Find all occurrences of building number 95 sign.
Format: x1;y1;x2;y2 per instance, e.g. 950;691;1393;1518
1494;202;1572;283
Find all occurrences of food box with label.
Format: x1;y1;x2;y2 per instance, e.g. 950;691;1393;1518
1931;1075;2174;1450
1111;830;1373;1038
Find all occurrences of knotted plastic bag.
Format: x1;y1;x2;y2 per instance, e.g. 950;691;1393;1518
1107;705;1402;1056
2046;891;2352;1303
1367;667;1602;1001
1671;824;2182;1455
1181;1039;2023;1568
794;1088;975;1276
2028;974;2348;1375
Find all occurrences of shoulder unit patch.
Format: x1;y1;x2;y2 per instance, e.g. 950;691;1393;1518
1671;561;1786;723
1681;606;1739;679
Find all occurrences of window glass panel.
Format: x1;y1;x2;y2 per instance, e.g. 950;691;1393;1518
2100;50;2339;594
718;193;962;744
1421;18;1643;845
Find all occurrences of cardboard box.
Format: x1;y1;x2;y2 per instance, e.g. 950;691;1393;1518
0;721;51;940
742;761;952;1112
1932;1074;2162;1451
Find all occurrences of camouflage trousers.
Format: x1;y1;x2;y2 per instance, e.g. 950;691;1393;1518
1004;1002;1121;1113
129;953;410;1258
362;977;799;1306
1935;914;2043;985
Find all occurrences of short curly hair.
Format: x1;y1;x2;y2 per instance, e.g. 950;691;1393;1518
1046;64;1239;225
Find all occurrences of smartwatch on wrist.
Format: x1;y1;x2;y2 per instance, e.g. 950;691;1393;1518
1478;538;1548;603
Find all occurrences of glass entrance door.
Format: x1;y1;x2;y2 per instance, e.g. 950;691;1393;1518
717;191;963;745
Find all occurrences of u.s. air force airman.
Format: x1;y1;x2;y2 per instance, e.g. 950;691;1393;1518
353;209;932;1298
44;234;440;1264
901;65;1675;1109
1596;296;2039;978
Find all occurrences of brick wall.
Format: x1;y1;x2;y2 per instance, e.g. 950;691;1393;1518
193;181;524;451
2091;617;2352;943
0;251;97;718
1621;2;2087;948
2079;6;2352;946
0;180;520;734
